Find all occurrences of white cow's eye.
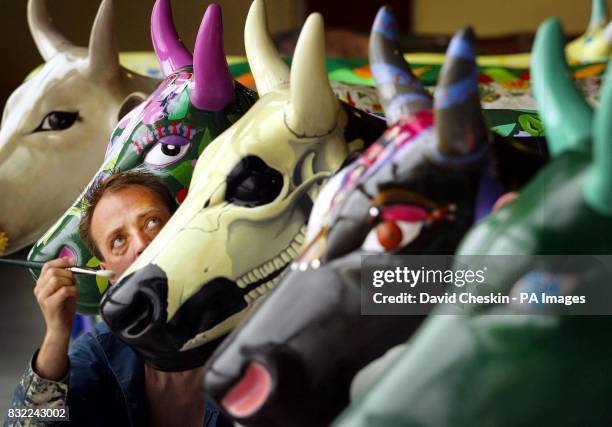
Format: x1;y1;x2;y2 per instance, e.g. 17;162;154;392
144;136;191;167
35;111;80;132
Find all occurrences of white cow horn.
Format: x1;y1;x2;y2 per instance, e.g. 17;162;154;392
287;13;338;137
245;0;289;96
27;0;75;61
86;0;120;79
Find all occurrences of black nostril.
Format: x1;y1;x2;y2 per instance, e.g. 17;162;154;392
121;287;163;338
100;264;169;340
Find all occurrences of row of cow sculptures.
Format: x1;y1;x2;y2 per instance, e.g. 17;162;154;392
1;0;611;425
1;0;611;256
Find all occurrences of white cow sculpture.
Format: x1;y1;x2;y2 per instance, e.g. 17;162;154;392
0;0;158;255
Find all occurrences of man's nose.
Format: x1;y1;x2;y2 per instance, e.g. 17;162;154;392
133;230;152;256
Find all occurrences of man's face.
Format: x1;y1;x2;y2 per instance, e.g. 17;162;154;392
90;185;172;282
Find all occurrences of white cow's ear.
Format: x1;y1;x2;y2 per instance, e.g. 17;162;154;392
117;92;147;121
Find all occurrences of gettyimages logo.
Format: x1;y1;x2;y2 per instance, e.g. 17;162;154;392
371;266;487;288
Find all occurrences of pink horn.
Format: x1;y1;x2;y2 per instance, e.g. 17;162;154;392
151;0;193;77
191;3;235;111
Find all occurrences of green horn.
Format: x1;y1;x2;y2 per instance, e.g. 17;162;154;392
531;18;593;156
584;61;612;216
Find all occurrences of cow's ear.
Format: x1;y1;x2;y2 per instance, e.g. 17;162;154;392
117;93;147;121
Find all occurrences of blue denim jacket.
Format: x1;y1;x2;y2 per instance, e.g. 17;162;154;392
4;322;232;427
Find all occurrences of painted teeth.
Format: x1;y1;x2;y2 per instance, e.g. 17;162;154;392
263;263;275;275
286;247;298;258
237;224;309;303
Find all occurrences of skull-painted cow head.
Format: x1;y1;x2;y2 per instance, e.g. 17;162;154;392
0;0;160;255
333;19;612;427
28;0;258;314
201;8;548;427
100;0;386;371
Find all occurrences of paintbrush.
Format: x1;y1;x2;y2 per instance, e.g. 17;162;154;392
0;258;116;279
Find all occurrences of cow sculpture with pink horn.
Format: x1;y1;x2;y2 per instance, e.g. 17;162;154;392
0;0;160;255
28;0;258;315
99;0;386;372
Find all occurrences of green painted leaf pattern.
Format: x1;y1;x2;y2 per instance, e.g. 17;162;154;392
168;89;190;121
518;114;545;136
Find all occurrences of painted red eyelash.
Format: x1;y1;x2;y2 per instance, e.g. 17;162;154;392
131;123;195;153
379;204;456;223
381;205;428;222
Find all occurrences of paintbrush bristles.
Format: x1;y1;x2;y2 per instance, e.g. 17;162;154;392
96;270;116;279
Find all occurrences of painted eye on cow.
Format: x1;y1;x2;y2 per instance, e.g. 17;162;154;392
362;219;424;252
225;156;283;207
34;111;80;132
144;135;191;168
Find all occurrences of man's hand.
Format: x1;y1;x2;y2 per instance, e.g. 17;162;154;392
145;365;206;427
33;257;78;381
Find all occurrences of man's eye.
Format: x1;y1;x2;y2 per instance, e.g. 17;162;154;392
146;218;162;230
111;236;125;249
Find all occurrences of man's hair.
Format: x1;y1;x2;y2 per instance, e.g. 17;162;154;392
78;170;178;260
